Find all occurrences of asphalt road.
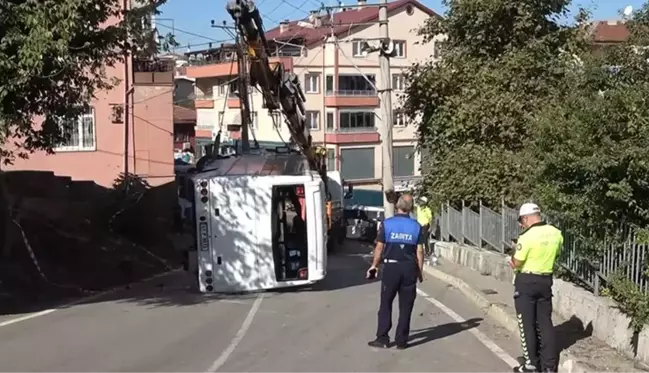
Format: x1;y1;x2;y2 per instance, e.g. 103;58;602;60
0;248;523;372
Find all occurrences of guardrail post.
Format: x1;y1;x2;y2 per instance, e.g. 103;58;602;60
461;200;466;244
479;200;483;249
592;260;601;296
446;201;451;241
500;197;506;253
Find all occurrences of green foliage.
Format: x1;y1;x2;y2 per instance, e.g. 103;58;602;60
403;0;590;210
405;0;649;246
529;24;649;240
0;0;177;163
607;271;649;333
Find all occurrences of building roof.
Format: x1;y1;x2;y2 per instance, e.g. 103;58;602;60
591;21;630;43
174;105;196;124
264;0;440;47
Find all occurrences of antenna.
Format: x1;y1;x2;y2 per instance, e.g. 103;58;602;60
623;5;633;17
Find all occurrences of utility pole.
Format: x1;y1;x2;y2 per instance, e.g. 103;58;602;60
235;36;251;153
378;0;395;218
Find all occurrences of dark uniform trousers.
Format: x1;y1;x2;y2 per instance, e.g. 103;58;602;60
376;261;418;345
514;273;557;370
375;214;422;346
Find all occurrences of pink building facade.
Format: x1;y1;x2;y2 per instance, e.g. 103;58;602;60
6;59;175;188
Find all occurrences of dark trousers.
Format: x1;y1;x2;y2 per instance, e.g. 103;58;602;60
376;262;418;345
514;273;557;370
421;225;431;256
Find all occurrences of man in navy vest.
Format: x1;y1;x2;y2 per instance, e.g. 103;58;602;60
367;193;425;350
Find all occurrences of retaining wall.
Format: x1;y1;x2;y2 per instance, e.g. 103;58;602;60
434;241;649;364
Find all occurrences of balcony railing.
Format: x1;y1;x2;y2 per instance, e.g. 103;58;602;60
133;59;175;73
325;90;377;96
186;58;237;66
194;92;214;100
326;125;377;133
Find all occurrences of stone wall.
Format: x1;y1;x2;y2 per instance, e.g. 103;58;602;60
434;241;649;364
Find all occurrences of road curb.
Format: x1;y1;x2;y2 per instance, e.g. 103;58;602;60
423;264;588;373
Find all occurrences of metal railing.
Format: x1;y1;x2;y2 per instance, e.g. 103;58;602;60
325;125;377;133
133;59;175;73
325;89;377;96
440;201;520;252
438;201;649;295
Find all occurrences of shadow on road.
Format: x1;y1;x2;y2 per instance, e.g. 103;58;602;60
515;315;593;368
407;317;483;348
1;248;374;317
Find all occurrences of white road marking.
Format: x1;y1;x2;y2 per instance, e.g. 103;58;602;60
417;288;519;367
207;293;264;372
0;270;179;329
358;254;517;366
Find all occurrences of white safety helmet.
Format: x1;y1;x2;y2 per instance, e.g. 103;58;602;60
518;203;541;217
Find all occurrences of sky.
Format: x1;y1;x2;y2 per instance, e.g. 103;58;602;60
157;0;646;52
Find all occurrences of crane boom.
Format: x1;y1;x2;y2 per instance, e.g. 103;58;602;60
225;0;327;183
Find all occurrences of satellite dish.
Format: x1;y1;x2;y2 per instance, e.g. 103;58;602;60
623;5;633;17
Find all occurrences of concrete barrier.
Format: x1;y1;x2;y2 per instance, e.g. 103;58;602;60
434;241;649;365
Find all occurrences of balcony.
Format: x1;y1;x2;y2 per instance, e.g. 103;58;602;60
325;125;380;144
185;56;294;79
133;59;174;85
194;93;214;109
227;97;241;108
325;90;379;107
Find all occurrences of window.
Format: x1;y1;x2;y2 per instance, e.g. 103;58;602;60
56;107;96;151
221;79;237;97
219;79;237;96
306;111;320;130
325;75;334;94
304;73;320;93
393;110;406;127
326;148;336;171
433;40;445;59
340;147;375;180
392;74;406;91
393;40;406;58
338;74;375;94
352;40;368;57
326;112;335;130
271;111;281;128
393;146;415;177
406;4;414;15
174;130;190;143
339;111;375;130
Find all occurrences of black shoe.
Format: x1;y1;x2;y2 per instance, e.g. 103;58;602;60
367;339;389;348
395;343;410;350
512;364;538;373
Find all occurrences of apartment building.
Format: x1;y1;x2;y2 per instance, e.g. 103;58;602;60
183;0;445;190
6;3;175;188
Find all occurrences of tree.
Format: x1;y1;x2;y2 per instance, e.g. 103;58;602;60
402;0;588;208
0;0;176;163
530;6;649;238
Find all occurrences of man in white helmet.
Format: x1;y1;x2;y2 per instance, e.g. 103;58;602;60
507;203;563;373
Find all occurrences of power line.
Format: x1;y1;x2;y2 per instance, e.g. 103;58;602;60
280;0;312;19
156;23;232;44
